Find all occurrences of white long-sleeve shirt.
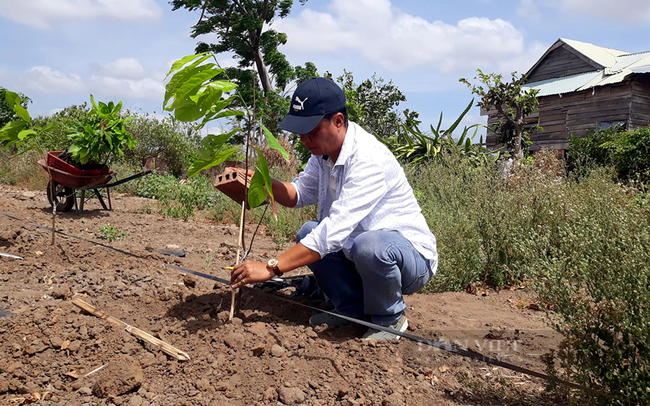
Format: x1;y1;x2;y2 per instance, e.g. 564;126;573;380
291;122;438;273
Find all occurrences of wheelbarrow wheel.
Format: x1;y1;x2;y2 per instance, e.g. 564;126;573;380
47;180;75;212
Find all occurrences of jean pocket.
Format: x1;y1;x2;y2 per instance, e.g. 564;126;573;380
403;269;432;295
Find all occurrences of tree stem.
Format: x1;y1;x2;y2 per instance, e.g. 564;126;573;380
229;199;246;321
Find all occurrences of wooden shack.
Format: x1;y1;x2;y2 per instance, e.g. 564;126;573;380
484;38;650;155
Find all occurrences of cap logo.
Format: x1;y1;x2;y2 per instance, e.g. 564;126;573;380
292;96;308;112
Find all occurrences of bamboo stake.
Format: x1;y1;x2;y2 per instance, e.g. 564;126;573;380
229;199;246;320
51;205;56;245
72;298;190;361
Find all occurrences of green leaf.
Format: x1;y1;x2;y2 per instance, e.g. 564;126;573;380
203;80;238;93
198;109;244;129
254;147;275;209
0;121;27;142
261;123;289;161
17;129;37;139
173;98;203;122
197;131;237;159
195;96;239;128
186;128;240;177
13;104;31;124
247;171;268;208
445;98;474;136
165;53;210;79
4;90;20;108
164;64;218;110
187;148;238;178
171;66;219;107
190;88;222;104
213;110;245;119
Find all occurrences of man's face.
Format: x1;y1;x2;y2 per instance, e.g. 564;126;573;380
299;114;345;158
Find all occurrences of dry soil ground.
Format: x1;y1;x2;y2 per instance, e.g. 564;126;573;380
0;184;566;405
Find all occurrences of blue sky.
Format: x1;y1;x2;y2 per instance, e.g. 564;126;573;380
1;0;649;137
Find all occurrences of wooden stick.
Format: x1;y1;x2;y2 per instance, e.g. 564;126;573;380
72;298;190;361
83;364;106;377
51;200;56;246
229;199;246;321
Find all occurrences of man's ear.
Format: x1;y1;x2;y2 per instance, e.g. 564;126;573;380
333;112;345;129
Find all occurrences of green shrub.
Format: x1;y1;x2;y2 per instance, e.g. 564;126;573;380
134;173;217;210
410;152;562;290
123;113;201;177
160;196;195;221
609;127;650;184
412;150;650;402
408;154;493;291
533;169;650;404
567;125;650;186
128;172;224;220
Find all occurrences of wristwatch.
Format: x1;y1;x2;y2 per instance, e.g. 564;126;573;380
267;258;282;276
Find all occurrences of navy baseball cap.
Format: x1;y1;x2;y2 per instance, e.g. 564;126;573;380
279;77;346;135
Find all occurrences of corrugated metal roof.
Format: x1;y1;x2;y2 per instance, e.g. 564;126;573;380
560;38;629;67
524;71;601;97
632;64;650;74
524;39;650;97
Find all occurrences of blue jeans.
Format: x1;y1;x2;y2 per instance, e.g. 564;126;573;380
296;221;433;326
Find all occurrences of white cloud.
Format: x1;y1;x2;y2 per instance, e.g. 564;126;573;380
551;0;650;22
22;66;86;94
497;41;550;76
274;0;526;73
517;0;542;19
88;76;164;100
15;64;163;101
97;58;146;80
0;0;161;30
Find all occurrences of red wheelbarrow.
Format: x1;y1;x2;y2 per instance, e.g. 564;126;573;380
38;151;151;213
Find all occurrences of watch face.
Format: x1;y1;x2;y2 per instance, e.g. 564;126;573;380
268;258;279;268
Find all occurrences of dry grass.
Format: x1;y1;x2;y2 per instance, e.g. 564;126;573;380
0;150;50;190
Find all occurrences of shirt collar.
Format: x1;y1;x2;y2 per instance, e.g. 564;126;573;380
333;122;355;167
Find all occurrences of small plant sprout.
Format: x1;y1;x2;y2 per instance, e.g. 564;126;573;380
97;224;129;242
204;250;216;270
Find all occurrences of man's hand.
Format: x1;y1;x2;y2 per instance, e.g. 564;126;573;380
230;261;274;289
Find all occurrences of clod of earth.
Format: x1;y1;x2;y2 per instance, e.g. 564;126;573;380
91;355;143;397
223;332;245;350
50;284;72;299
277;386;306;405
270;344;286;357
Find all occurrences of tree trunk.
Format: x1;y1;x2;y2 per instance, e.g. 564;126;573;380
513;126;524;160
254;51;273;96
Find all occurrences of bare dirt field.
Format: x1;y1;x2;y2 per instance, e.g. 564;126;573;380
0;184;566;405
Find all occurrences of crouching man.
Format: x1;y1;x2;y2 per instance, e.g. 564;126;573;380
231;77;438;340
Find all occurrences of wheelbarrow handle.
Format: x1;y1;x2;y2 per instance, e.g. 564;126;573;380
102;170;152;188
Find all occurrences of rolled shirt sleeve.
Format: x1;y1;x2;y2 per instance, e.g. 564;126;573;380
290;155;319;208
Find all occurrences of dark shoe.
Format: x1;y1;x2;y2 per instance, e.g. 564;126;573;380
362;314;408;341
309;312;353;326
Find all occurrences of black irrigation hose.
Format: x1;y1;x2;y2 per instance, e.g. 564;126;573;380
0;211;606;397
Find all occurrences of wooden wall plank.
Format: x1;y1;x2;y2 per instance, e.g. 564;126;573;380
527;47;597;82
